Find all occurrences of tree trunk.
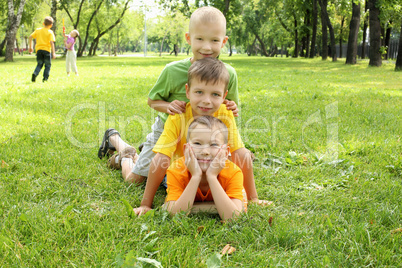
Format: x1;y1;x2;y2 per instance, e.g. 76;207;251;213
228;39;232;56
305;8;311;58
50;0;58;38
362;0;368;59
0;37;6;56
384;21;392;60
86;0;130;57
293;14;299;57
61;0;85;55
255;33;269;57
5;0;26;62
159;29;168;56
310;0;318;58
321;0;337;62
78;0;104;57
319;0;328;60
339;16;345;58
395;19;402;71
346;2;361;64
368;0;382;67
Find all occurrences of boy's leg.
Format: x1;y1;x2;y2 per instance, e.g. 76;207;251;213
33;50;45;78
43;51;52;81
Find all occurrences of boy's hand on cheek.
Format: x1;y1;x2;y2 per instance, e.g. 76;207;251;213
184;145;202;178
223;99;238;117
167;100;186;115
206;148;227;178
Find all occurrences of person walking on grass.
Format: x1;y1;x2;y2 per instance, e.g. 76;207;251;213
163;116;247;221
29;16;56;82
98;7;271;216
63;29;79;77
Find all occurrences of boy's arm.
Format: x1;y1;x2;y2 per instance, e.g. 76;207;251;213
164;174;201;215
148;98;186;115
28;35;33;53
206;149;243;220
134;153;171;215
51;41;56;59
207;175;243;221
190;202;218;214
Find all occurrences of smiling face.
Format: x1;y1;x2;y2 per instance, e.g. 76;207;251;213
186;78;227;117
185;21;228;63
187;124;228;172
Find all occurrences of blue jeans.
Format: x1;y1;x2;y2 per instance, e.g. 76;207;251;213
33;50;51;80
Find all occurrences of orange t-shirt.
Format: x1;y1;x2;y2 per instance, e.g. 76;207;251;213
165;157;245;204
31;27;55;52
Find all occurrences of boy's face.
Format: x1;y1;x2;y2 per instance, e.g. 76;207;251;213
187;124;228;172
185;78;227;117
185;21;228;63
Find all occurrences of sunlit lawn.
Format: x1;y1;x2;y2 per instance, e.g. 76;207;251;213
0;53;401;267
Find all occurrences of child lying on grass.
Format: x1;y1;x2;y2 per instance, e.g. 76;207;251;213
163;116;246;221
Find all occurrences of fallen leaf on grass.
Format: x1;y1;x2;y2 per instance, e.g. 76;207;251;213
221;244;236;255
390;228;402;234
268;217;273;227
1;160;9;168
197;226;205;233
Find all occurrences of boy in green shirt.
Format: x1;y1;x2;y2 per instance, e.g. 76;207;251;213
29;16;56;82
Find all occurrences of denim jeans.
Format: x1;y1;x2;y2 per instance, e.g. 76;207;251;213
33;50;51;80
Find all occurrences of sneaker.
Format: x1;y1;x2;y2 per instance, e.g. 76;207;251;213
107;146;137;170
43;78;48;82
98;128;120;159
31;74;36;82
138;142;145;152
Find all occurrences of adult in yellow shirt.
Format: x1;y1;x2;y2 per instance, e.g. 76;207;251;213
29;16;56;82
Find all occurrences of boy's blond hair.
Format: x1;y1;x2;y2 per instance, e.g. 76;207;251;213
44;16;54;26
187;57;230;93
187;116;229;144
189;6;226;34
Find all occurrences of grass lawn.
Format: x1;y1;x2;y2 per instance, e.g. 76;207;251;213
0;54;401;267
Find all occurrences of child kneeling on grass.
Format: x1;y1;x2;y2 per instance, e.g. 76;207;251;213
163;116;246;221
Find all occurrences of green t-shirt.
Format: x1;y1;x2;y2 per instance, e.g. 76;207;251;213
148;58;239;122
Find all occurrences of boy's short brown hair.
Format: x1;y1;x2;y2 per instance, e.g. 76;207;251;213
44;16;54;26
187;115;229;144
189;6;226;34
187;57;230;93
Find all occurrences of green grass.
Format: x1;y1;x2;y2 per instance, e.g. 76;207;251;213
0;54;401;267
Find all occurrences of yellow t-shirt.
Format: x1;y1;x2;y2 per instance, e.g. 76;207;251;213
153;103;244;161
31;27;55;52
165;157;244;203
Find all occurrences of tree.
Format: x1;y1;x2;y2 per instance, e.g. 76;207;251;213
5;0;26;61
319;0;336;61
395;19;402;71
368;0;381;66
345;1;360;64
361;0;368;59
309;0;318;57
319;0;328;60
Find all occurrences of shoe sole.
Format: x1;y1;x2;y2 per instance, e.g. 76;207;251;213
98;128;119;159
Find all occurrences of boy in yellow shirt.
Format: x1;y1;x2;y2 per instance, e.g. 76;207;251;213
28;16;56;82
163;115;246;221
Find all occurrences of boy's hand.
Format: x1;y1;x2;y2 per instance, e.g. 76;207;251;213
184;145;202;178
29;47;33;54
250;199;274;207
167;100;186;115
206;147;227;178
52;53;56;59
223;99;239;117
133;206;152;216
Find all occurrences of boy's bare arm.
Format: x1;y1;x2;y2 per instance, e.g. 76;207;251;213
134;153;170;215
148;98;186;115
164;174;201;214
28;35;33;53
206;149;243;220
190;202;218;214
231;148;258;201
51;41;56;59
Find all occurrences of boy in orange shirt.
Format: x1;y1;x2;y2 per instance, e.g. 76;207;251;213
28;16;56;82
163;116;246;221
